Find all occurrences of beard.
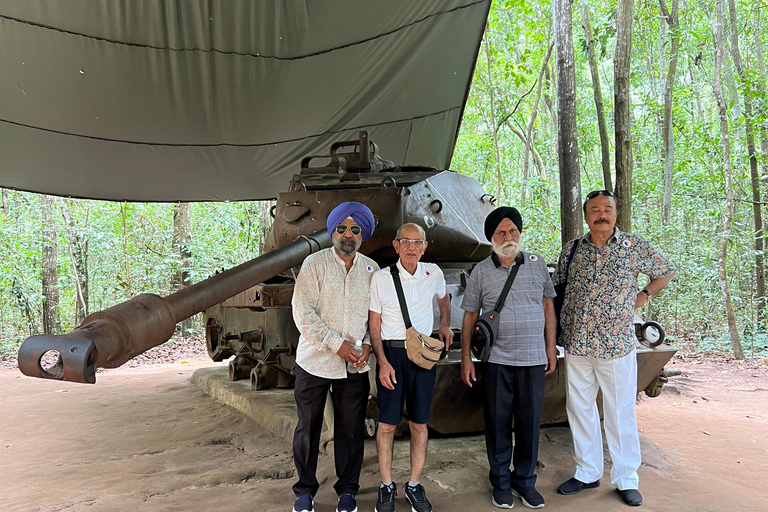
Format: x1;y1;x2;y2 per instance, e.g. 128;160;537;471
492;238;521;260
333;237;362;256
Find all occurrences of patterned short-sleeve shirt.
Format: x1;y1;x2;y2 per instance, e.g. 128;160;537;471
553;228;675;360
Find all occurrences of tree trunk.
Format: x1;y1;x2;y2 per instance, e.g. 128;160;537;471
580;0;613;190
614;0;634;232
120;204;132;297
41;195;60;335
755;17;768;314
505;121;548;181
712;0;745;360
60;199;89;324
522;41;554;205
553;0;583;245
544;62;558;139
727;0;765;324
1;188;8;220
172;203;193;335
660;0;679;225
483;32;504;202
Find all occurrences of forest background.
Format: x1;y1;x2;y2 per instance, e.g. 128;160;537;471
2;0;767;360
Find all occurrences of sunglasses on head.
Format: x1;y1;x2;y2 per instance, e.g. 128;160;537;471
585;189;615;200
335;224;361;235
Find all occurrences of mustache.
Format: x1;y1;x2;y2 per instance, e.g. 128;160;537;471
595;219;611;224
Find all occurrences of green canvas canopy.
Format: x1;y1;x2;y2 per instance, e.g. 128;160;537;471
0;0;490;201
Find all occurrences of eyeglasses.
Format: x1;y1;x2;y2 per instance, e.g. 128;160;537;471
335;224;361;235
396;239;425;246
585;189;615;200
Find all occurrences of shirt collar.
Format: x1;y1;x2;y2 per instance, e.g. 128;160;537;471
396;259;423;280
584;226;621;245
491;251;525;268
331;247;359;268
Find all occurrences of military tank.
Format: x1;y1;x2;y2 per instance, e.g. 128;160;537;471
18;131;677;434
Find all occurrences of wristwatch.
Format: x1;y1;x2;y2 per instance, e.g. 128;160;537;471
640;289;652;301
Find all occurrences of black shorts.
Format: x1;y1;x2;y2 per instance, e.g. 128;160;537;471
376;344;437;426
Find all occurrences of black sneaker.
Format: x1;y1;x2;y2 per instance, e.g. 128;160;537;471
404;483;433;512
375;482;397;512
510;484;545;509
492;488;515;509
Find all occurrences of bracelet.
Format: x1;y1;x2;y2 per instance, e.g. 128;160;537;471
640;289;652;300
462;356;472;360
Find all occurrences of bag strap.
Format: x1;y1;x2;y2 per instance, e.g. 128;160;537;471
390;265;412;329
564;239;580;284
492;252;525;312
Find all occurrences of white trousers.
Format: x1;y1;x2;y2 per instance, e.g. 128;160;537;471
564;349;641;490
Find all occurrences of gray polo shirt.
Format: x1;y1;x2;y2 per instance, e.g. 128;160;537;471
461;251;556;366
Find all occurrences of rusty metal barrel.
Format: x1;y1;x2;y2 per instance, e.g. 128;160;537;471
17;230;331;384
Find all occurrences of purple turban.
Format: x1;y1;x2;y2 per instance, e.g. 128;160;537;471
326;202;376;241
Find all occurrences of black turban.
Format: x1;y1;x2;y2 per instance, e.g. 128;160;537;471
484;207;523;241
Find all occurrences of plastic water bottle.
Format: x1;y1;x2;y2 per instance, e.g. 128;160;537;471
347;340;370;374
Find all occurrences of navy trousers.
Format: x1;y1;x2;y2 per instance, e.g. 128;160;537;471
292;365;370;497
481;363;545;491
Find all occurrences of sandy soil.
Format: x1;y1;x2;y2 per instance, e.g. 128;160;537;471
1;353;766;512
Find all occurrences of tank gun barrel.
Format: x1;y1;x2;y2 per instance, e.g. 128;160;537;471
17;230;331;384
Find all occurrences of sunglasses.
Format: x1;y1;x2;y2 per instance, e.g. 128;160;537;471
335;224;361;235
585;189;615;200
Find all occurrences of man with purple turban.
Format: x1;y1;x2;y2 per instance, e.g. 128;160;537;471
291;202;379;512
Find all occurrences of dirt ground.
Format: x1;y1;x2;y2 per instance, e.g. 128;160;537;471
1;353;766;512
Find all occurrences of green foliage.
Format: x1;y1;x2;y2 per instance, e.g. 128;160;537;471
2;0;768;359
453;0;768;357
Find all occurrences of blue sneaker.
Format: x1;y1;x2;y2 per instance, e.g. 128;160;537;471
336;493;358;512
293;494;313;512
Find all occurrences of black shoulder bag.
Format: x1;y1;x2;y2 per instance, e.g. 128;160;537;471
469;253;524;362
553;239;580;342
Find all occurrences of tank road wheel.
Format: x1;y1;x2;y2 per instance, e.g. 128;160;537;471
365;418;378;438
228;356;252;381
644;373;667;398
250;366;278;390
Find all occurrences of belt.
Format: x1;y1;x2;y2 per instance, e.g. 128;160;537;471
382;339;406;348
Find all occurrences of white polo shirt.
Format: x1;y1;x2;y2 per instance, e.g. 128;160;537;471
369;260;447;339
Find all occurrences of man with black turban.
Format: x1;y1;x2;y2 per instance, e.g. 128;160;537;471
291;201;379;512
460;207;557;509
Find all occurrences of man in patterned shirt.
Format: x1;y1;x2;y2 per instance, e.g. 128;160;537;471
290;202;379;512
554;190;675;507
460;207;557;510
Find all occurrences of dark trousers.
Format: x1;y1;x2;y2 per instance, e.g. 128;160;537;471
292;364;370;497
481;363;545;491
